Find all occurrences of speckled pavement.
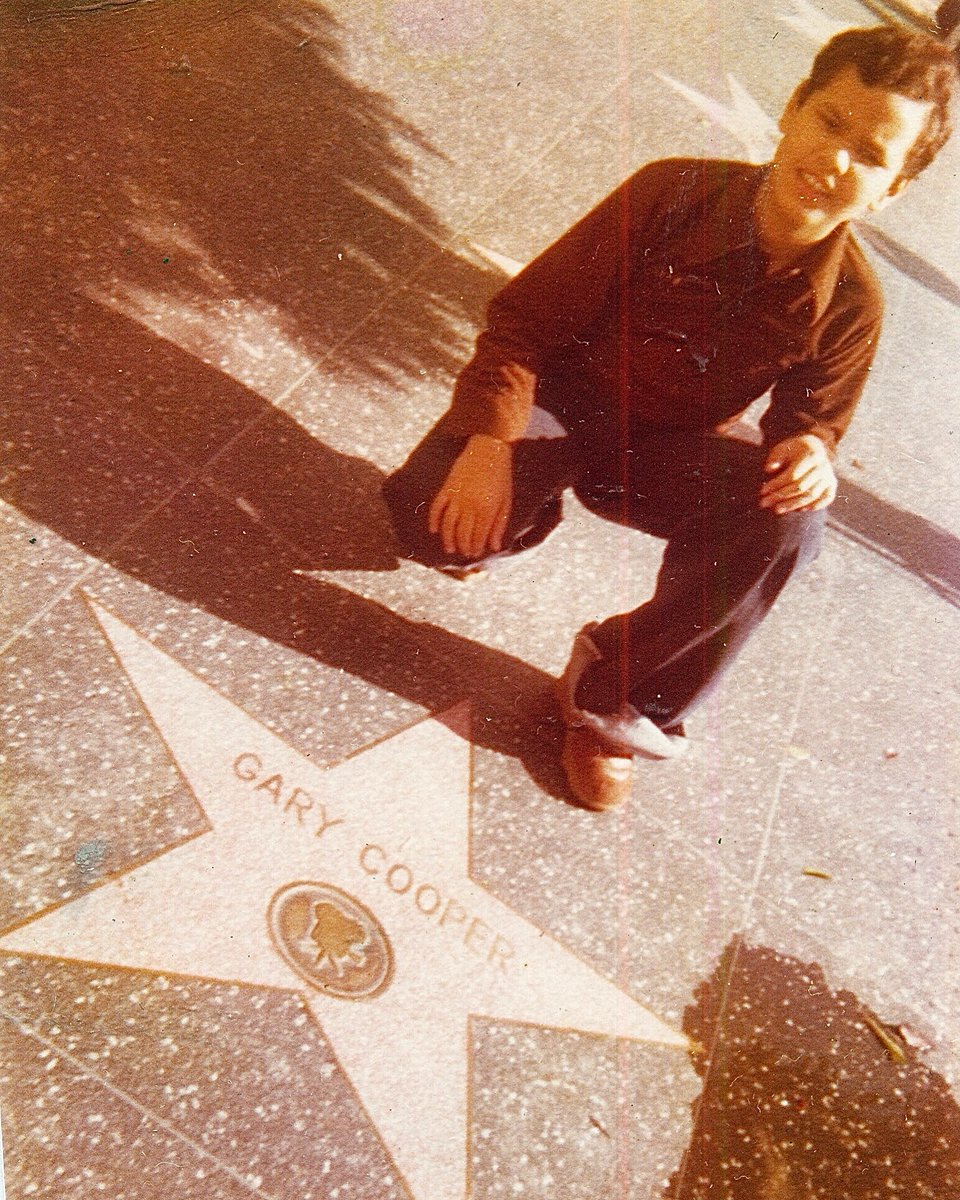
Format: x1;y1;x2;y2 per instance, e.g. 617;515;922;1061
1;1;958;1197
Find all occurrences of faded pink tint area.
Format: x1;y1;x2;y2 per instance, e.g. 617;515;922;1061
387;0;488;56
2;0;959;1197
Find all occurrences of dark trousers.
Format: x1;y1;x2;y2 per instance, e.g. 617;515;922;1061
383;415;825;729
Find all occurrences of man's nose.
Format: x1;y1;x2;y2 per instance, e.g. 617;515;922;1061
828;147;851;178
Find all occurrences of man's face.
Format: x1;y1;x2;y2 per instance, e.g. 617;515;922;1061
764;64;933;247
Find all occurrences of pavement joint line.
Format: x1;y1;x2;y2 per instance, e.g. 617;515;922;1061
667;932;746;1200
667;614;920;1199
0;308;319;659
750;887;960;1025
156;353;323;489
0;374;222;659
0;476;202;661
449;68;636;244
274;61;640;412
628;783;772;887
0;1001;284;1200
736;603;845;936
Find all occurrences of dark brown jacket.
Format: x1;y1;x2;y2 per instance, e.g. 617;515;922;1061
439;158;883;454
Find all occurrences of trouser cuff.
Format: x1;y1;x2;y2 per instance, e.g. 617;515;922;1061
557;626;689;760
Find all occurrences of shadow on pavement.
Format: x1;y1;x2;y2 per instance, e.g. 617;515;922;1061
1;0;492;386
859;226;960;312
718;421;960;608
2;301;570;801
666;938;960;1199
829;479;960;609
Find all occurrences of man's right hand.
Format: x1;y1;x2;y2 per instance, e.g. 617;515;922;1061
428;434;513;559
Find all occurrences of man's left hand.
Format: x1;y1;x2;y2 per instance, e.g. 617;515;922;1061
759;434;837;514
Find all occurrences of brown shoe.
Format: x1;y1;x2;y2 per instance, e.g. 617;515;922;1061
560;725;634;811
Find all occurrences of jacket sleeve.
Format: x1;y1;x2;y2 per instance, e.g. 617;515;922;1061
760;276;883;455
437;159;689;441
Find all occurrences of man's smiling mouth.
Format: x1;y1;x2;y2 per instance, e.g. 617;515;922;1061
797;168;832;200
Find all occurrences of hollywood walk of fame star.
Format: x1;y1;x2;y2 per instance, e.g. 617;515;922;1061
777;0;848;47
0;596;685;1200
655;71;779;163
654;2;848;166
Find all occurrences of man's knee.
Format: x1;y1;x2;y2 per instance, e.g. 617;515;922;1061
382;477;431;563
752;505;826;572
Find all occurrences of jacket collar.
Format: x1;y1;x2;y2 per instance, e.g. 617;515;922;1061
686;161;851;323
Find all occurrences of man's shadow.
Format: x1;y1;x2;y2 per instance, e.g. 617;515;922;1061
0;0;571;797
727;422;960;609
3;302;570;799
829;479;960;609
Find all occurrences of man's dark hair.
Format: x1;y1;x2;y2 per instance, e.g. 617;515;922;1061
797;25;958;183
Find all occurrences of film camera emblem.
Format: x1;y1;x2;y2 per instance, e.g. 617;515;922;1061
267;882;393;999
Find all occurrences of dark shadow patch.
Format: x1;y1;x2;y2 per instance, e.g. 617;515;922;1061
0;304;569;803
1;0;497;389
829;478;960;609
722;419;960;608
858;225;960;312
666;938;960;1198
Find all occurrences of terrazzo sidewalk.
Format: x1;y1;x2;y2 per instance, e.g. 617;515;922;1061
1;1;958;1197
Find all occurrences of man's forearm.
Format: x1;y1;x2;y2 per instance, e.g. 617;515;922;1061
428;433;514;557
438;352;538;442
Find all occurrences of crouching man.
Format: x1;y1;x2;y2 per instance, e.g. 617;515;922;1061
384;26;957;810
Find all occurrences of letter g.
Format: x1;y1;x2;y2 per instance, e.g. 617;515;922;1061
233;752;262;781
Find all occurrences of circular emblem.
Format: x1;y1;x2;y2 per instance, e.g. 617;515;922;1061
267;882;393;1000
